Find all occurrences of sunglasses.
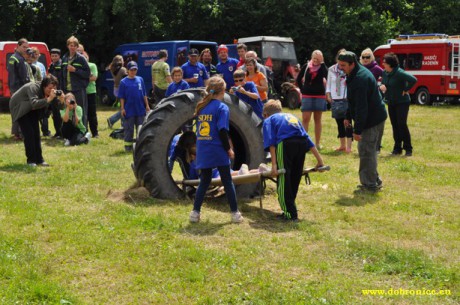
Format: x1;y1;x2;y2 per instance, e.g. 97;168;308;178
234;78;244;83
361;56;371;59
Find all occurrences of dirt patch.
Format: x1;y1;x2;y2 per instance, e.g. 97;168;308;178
107;183;151;203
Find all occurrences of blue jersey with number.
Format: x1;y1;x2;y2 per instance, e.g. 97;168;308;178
196;99;230;169
263;113;315;151
234;81;263;120
118;76;146;118
181;61;209;88
216;57;239;90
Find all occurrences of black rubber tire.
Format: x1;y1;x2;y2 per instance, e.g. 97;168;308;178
133;88;265;199
414;87;431;105
286;90;300;109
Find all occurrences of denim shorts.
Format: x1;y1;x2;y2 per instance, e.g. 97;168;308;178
301;97;327;112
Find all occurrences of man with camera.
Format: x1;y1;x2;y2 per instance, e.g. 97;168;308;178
60;92;91;146
9;74;59;166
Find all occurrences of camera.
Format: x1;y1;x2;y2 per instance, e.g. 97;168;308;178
232;86;240;91
55;90;63;96
69;100;76;105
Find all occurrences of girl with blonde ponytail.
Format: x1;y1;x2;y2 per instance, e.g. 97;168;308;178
189;76;243;224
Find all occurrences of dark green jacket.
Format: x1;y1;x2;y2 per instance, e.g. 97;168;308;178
381;67;417;105
346;64;387;135
9;82;49;122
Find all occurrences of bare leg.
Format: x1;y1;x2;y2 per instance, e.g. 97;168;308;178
336;137;346;151
313;111;323;147
346;137;353;153
302;111;312;133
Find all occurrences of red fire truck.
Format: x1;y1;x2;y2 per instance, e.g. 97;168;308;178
374;33;460;105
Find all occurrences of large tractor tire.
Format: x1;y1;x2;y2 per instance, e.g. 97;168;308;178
133;89;265;200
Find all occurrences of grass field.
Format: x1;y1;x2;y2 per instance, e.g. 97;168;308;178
0;104;459;305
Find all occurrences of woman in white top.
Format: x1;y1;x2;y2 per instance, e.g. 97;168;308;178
326;49;352;153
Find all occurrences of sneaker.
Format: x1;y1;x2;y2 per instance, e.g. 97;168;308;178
231;211;243;223
84;132;91;144
42;131;51;137
38;161;50;167
64;139;71;146
27;163;37;167
390;150;402;156
258;163;270;173
238;164;249;175
405;151;412;157
107;118;113;129
189;210;201;223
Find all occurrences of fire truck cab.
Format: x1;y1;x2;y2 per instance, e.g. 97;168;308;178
374;33;460;105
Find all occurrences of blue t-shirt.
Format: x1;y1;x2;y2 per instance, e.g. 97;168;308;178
263;113;315;151
196;99;230;169
216;57;239;90
181;61;209;88
234;82;263;120
118;76;147;118
165;80;190;97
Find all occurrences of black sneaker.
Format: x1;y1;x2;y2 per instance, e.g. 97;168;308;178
390;150;402;156
405;151;412;157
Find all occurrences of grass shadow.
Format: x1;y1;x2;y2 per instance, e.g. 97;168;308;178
110;150;131;157
0;134;21;145
41;137;65;147
335;190;381;206
182;221;227;236
0;163;37;172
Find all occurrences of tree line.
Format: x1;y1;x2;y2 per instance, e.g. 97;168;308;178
1;0;459;67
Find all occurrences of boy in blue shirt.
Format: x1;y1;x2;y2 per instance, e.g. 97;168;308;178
263;99;324;221
118;61;150;152
230;69;264;120
165;67;190;97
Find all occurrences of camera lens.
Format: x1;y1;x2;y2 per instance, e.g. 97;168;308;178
56;90;62;96
70;100;75;105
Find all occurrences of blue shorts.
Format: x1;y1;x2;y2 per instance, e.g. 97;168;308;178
301;97;327;112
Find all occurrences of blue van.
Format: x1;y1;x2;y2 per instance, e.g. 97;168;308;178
99;40;218;104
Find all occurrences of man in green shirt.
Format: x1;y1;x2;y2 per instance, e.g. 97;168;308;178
151;49;172;104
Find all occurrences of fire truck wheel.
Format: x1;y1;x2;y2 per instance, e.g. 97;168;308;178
414;87;431;105
132;89;265;199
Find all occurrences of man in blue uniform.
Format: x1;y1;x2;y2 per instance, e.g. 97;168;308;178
181;48;209;88
216;44;239;91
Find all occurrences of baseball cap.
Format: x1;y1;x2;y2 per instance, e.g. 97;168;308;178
127;61;138;70
217;44;228;54
50;48;61;55
188;48;199;56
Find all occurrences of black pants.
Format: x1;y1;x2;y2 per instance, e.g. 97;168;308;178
51;102;63;137
87;93;98;136
61;122;87;146
276;137;308;220
335;118;353;138
40;115;50;136
388;103;412;152
17;110;44;164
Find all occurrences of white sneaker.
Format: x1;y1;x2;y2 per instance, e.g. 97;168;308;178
231;211;244;223
84;132;91;144
64;139;71;146
258;163;270;173
189;210;200;223
238;164;249;175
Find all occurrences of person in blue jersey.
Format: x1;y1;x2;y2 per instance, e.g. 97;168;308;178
165;67;190;97
230;69;263;120
216;44;240;91
181;48;209;88
118;61;151;152
263;99;324;221
189;76;243;224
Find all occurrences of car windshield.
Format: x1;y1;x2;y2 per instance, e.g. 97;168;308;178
262;41;297;61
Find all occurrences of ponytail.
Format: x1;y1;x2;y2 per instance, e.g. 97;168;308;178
194;76;226;116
